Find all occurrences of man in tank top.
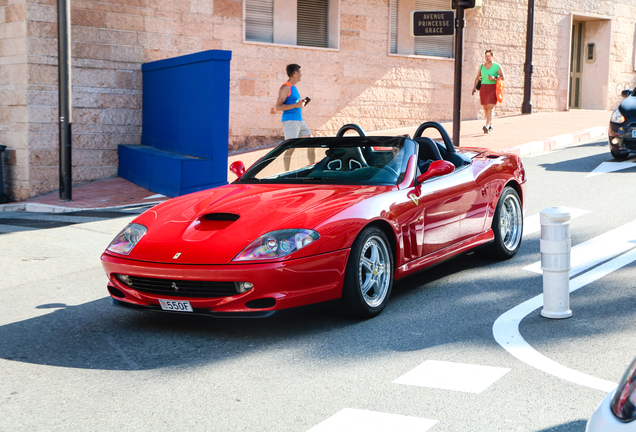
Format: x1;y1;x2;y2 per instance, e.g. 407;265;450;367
275;64;314;169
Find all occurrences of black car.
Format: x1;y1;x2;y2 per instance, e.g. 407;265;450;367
609;88;636;160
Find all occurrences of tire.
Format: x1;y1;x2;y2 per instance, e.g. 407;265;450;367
611;149;629;161
484;187;523;259
341;227;394;319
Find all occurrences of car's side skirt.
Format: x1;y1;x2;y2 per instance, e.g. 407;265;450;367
394;230;494;280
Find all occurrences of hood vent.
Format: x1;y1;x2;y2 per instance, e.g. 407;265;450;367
203;213;240;221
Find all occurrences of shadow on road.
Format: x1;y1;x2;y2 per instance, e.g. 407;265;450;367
538;141;635;174
0;242;631;375
536;419;587;431
0;296;361;371
0;252;524;371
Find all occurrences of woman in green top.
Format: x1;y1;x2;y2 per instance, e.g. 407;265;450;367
472;50;505;134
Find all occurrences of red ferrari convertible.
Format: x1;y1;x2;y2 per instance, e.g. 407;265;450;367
102;122;526;319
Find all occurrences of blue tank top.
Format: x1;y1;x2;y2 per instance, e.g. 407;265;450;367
281;83;303;122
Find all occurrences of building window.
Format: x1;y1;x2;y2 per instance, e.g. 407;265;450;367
245;0;336;49
390;0;398;54
390;0;454;58
297;0;328;48
246;0;274;43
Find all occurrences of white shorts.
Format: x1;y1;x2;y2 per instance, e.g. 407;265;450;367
283;120;311;139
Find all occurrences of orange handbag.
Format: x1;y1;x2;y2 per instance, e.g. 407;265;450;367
496;78;504;103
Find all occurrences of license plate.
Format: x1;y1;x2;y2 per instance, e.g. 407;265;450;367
159;299;193;312
632;130;636;138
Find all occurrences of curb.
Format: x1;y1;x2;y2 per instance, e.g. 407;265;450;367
0;201;167;213
503;126;607;156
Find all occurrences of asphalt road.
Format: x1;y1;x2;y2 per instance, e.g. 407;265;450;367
1;137;634;431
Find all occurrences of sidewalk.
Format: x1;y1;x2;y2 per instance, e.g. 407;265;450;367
0;109;610;213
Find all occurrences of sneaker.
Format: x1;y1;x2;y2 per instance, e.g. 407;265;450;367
488;125;494;133
483;125;489;134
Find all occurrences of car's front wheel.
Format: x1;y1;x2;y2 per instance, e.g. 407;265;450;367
484;186;523;259
341;227;393;319
611;148;630;160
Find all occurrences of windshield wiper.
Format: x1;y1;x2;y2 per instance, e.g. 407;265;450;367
308;177;351;182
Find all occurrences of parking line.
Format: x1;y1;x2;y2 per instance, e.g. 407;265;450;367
523;207;590;237
523;219;636;277
393;360;510;394
306;408;438;432
493;247;636;392
586;159;636;178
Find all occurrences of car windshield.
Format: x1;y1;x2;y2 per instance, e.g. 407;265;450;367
235;136;416;185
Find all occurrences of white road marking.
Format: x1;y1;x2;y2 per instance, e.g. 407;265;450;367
393;360;510;394
523;207;590;236
493;247;636;392
307;408;437;432
144;193;166;199
523;219;636;276
586;159;636;178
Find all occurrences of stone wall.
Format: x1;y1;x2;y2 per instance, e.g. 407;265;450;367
0;0;28;199
1;0;635;200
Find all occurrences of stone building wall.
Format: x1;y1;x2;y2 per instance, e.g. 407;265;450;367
0;0;635;201
0;0;28;199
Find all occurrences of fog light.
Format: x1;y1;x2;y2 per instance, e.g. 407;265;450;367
116;274;134;287
235;282;254;294
612;137;619;145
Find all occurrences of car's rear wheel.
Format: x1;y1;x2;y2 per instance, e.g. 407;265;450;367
341;227;393;319
484;186;523;259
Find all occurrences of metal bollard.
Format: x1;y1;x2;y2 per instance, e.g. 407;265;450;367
540;207;572;319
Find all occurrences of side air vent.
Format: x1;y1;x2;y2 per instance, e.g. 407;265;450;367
204;213;240;221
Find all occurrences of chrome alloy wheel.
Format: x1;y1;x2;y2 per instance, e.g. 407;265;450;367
358;235;391;308
499;192;523;251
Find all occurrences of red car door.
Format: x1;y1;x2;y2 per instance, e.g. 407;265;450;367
403;164;489;258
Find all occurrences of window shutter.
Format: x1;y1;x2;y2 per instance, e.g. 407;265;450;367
297;0;328;48
389;0;398;54
414;0;454;58
245;0;274;43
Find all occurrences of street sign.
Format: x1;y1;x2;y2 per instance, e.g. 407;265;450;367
411;11;455;37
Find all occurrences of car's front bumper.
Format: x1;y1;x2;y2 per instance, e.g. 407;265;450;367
586;388;633;432
608;122;636;154
101;249;350;316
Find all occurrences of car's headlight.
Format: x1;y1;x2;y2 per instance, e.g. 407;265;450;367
611;108;626;124
233;229;320;261
611;357;636;422
106;223;147;255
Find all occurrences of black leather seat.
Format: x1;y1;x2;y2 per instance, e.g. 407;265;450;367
324;147;367;171
415;137;442;173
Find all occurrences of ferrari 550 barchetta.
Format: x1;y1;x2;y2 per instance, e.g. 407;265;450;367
102;122;526;319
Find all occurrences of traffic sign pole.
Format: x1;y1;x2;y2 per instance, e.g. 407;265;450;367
452;4;465;147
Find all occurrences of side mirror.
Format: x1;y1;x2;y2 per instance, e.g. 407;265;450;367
416;160;455;183
621;89;632;98
230;161;246;179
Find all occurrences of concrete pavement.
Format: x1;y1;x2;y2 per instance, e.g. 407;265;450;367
0;109;610;213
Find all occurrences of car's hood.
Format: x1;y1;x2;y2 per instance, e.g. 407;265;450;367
620;95;636;116
118;183;386;264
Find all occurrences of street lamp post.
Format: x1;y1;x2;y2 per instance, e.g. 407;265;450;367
57;0;72;201
522;0;535;114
